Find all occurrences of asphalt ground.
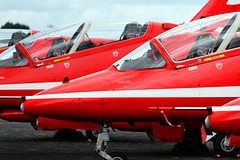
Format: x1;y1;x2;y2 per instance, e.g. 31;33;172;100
0;119;238;160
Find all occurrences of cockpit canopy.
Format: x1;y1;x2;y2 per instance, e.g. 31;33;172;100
0;21;149;68
114;12;240;71
21;21;148;61
157;12;240;61
0;29;32;48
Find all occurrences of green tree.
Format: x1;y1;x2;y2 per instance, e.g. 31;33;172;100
1;22;30;29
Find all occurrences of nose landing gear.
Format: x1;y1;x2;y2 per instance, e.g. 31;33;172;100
95;123;127;160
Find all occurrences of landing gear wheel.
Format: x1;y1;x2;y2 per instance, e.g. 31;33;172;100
86;130;98;141
174;131;204;152
213;134;240;156
182;131;201;149
110;152;128;160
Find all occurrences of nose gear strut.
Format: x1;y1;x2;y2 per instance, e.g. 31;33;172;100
95;123;112;159
95;123;128;160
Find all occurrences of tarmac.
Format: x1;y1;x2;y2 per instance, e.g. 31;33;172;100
0;119;238;160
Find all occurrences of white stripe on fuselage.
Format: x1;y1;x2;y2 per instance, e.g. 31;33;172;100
227;0;240;5
26;86;240;100
0;82;62;90
212;105;240;111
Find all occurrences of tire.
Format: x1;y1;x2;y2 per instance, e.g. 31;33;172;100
177;131;202;151
110;152;128;160
213;134;240;156
86;130;98;141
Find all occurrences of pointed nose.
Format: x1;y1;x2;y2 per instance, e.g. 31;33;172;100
204;116;210;129
20;103;24;113
20;98;40;118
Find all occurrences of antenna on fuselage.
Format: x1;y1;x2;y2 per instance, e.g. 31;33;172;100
63;77;69;83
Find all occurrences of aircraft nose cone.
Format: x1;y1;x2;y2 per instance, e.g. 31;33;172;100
20;99;40;118
205;116;211;129
20;103;24;113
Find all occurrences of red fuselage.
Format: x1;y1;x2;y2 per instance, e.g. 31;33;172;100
22;37;240;123
0;22;167;111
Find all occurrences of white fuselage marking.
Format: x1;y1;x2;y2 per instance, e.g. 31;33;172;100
26;86;240;100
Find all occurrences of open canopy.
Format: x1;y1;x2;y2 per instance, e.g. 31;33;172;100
0;21;149;68
0;29;32;48
158;12;240;61
114;12;240;71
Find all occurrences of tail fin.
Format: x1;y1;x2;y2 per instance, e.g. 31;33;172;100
191;0;240;21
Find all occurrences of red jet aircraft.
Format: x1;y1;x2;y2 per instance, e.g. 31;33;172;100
0;21;176;135
22;12;240;159
2;0;240;157
0;21;171;109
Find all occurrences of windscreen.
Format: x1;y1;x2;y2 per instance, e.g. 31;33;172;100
0;46;28;68
114;41;166;71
